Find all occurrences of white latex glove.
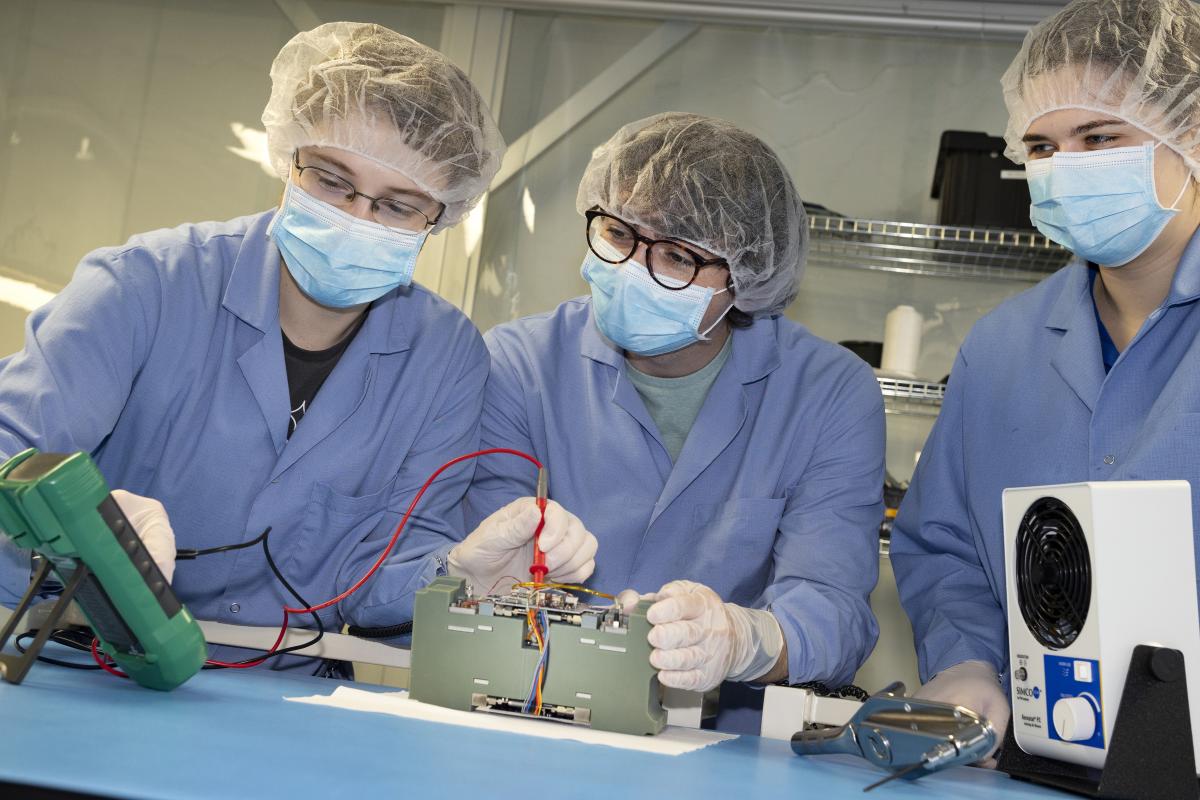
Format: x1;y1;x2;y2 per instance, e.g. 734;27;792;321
914;660;1010;767
622;580;784;692
111;490;176;583
449;498;598;594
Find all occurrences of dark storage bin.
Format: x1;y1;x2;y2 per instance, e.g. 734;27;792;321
839;340;882;368
931;130;1032;230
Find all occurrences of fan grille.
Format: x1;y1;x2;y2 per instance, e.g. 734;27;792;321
1016;496;1092;650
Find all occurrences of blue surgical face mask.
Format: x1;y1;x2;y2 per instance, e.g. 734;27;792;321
268;182;429;308
1026;141;1191;267
581;240;731;357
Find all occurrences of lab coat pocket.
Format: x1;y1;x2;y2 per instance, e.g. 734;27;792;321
290;476;400;579
690;497;786;601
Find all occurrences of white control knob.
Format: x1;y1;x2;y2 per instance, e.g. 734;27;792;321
1053;696;1097;741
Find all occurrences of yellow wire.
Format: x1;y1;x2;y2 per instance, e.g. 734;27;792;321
526;607;546;715
518;581;616;717
512;581;616;600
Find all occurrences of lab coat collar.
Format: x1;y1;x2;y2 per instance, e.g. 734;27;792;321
651;339;750;526
578;299;781;385
267;289;414;480
1044;226;1200;331
222;210;282;334
577;305;669;475
364;288;414;356
1044;259;1092;333
1164;224;1200;307
650;321;779;520
726;316;782;384
579;302;625;368
1044;263;1105;412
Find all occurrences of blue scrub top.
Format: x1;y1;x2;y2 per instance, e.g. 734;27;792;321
466;298;885;731
0;211;488;667
891;229;1200;683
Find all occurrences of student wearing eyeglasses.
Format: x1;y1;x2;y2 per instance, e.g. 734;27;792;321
466;112;886;731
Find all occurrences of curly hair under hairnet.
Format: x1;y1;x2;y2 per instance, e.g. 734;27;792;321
577;113;807;316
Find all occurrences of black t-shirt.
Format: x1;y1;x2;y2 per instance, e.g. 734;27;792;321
282;313;367;439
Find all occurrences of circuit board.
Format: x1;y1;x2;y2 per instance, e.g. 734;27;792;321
409;576;666;736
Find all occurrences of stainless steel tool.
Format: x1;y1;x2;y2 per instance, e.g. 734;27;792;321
790;681;996;791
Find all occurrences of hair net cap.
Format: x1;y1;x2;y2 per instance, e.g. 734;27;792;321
577;112;807;316
263;21;505;231
1002;0;1200;175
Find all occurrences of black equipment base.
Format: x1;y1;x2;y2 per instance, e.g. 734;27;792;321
997;645;1198;800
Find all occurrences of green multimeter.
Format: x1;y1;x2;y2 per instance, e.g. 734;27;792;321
0;449;206;690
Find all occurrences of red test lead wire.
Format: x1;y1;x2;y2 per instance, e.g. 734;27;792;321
90;638;127;678
282;448;545;617
529;467;549;582
91;448;548;675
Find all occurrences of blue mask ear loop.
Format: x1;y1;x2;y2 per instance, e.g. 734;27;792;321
1155;141;1194;212
697;284;734;340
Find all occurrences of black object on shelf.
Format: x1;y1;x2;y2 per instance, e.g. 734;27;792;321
997;644;1199;799
839;340;882;368
883;473;908;510
932;130;1032;230
802;201;844;218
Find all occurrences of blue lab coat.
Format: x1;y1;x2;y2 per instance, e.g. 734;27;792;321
0;210;487;667
466;298;885;731
891;229;1200;684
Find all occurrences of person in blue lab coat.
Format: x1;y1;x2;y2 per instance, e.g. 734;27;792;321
466;112;887;732
0;22;597;672
891;0;1200;761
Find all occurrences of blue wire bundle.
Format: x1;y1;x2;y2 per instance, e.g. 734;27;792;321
523;609;551;714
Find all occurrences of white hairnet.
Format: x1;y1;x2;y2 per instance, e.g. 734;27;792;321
1002;0;1200;175
263;21;505;231
576;113;807;316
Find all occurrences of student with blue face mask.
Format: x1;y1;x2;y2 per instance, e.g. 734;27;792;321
467;113;886;732
891;0;1200;764
0;22;596;672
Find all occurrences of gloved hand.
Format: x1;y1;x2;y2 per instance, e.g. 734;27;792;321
111;490;176;583
25;491;177;630
619;580;784;692
914;660;1010;767
449;498;598;594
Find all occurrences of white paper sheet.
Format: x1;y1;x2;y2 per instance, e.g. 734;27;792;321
287;686;735;756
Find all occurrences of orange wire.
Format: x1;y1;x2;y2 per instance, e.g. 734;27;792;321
526;607;546;715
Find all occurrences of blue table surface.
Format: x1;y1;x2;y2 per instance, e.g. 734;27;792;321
0;661;1074;800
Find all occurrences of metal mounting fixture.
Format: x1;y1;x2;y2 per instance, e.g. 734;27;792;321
809;215;1072;282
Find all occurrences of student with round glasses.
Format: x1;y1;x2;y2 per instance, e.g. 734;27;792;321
467;112;886;732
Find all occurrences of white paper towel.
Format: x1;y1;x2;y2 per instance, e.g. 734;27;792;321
881;305;923;378
287;686;735;756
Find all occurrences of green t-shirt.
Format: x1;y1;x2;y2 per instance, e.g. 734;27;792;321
624;335;733;462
